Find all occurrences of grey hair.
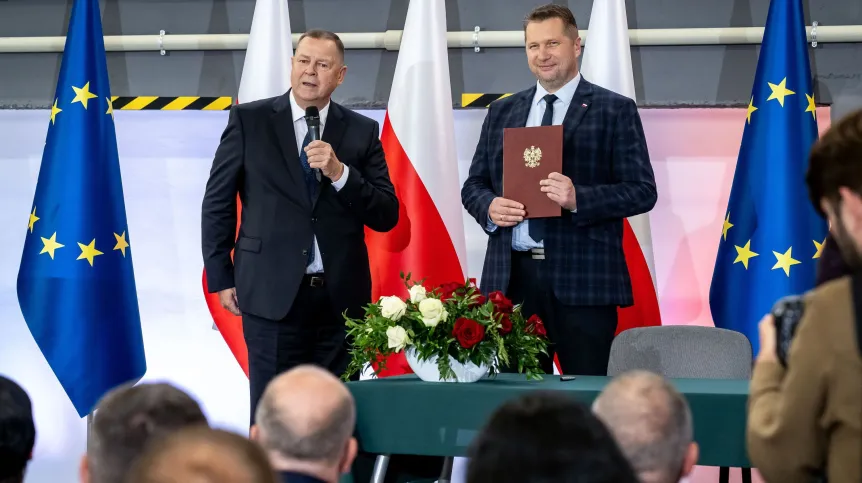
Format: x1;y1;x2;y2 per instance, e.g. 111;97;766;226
88;383;208;483
255;386;355;464
593;370;693;483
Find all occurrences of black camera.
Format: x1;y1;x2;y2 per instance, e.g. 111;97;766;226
770;295;806;367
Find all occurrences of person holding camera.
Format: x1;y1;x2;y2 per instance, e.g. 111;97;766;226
746;109;862;483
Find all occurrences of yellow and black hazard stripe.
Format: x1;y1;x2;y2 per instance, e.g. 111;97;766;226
461;93;514;108
110;96;233;110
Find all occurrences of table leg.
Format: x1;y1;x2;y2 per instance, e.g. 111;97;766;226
371;455;390;483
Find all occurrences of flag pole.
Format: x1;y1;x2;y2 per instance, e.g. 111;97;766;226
86;411;95;450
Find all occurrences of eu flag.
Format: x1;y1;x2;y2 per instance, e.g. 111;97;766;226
709;0;827;355
16;0;146;417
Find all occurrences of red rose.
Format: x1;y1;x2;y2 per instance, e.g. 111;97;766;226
438;282;464;301
488;291;514;314
526;314;547;338
499;315;512;335
453;317;485;348
469;293;487;308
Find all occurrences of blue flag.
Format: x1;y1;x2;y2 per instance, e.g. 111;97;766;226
709;0;828;355
16;0;146;417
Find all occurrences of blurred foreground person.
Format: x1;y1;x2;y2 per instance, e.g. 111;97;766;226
127;427;277;483
0;375;35;483
593;370;698;483
466;391;638;483
80;382;208;483
251;365;357;483
747;108;862;483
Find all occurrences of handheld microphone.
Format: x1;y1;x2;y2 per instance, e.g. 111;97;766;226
305;106;321;181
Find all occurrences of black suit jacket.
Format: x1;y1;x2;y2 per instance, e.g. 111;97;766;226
461;78;657;307
201;91;398;321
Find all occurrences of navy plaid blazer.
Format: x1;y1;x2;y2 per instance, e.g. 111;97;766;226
461;78;657;307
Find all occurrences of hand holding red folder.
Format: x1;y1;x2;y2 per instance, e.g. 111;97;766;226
488;197;526;227
540;172;577;211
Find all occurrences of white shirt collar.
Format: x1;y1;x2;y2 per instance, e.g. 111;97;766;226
533;72;581;107
289;90;330;127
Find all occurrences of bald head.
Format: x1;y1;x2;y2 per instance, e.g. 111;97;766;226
127;427;276;483
593;371;697;483
254;365;355;466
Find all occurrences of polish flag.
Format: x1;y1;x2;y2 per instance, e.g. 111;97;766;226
580;0;661;333
365;0;467;376
202;0;293;376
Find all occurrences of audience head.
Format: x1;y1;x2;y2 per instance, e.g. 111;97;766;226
251;364;356;483
466;391;639;483
127;426;276;483
0;376;35;483
593;370;698;483
80;382;208;483
807;108;862;268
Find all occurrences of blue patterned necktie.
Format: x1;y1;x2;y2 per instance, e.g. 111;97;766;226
297;130;317;265
529;93;558;243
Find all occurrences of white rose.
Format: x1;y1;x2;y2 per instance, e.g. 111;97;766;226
418;298;447;327
408;284;427;303
386;325;409;352
379;296;407;321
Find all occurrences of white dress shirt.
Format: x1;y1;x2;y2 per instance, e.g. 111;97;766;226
288;91;350;273
487;74;580;250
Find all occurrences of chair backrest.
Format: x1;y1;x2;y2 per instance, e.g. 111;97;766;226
607;326;753;379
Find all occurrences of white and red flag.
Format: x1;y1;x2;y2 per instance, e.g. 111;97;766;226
581;0;661;333
365;0;468;375
202;0;293;376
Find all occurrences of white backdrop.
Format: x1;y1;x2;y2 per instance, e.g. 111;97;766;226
0;106;829;482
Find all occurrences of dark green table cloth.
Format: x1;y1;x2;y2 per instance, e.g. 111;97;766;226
346;373;751;468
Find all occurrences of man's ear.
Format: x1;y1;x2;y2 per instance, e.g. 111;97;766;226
840;187;862;217
337;65;348;86
249;424;260;442
682;442;699;478
339;438;358;474
79;454;90;483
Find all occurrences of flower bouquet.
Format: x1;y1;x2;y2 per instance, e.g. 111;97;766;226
342;275;549;382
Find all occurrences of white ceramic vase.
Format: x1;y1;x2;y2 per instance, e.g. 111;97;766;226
405;346;490;383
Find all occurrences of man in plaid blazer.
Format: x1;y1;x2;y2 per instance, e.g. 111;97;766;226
461;4;657;376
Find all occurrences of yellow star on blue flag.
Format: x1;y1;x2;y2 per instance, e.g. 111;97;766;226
709;0;827;354
16;0;146;417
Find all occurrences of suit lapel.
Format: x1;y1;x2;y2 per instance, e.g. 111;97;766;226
271;91;311;208
322;102;346;152
514;87;536;128
313;102;347;206
563;78;594;142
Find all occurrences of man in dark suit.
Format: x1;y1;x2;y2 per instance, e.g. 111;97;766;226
461;4;657;376
201;29;399;422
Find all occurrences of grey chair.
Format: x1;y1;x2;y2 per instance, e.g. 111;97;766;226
606;325;753;483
